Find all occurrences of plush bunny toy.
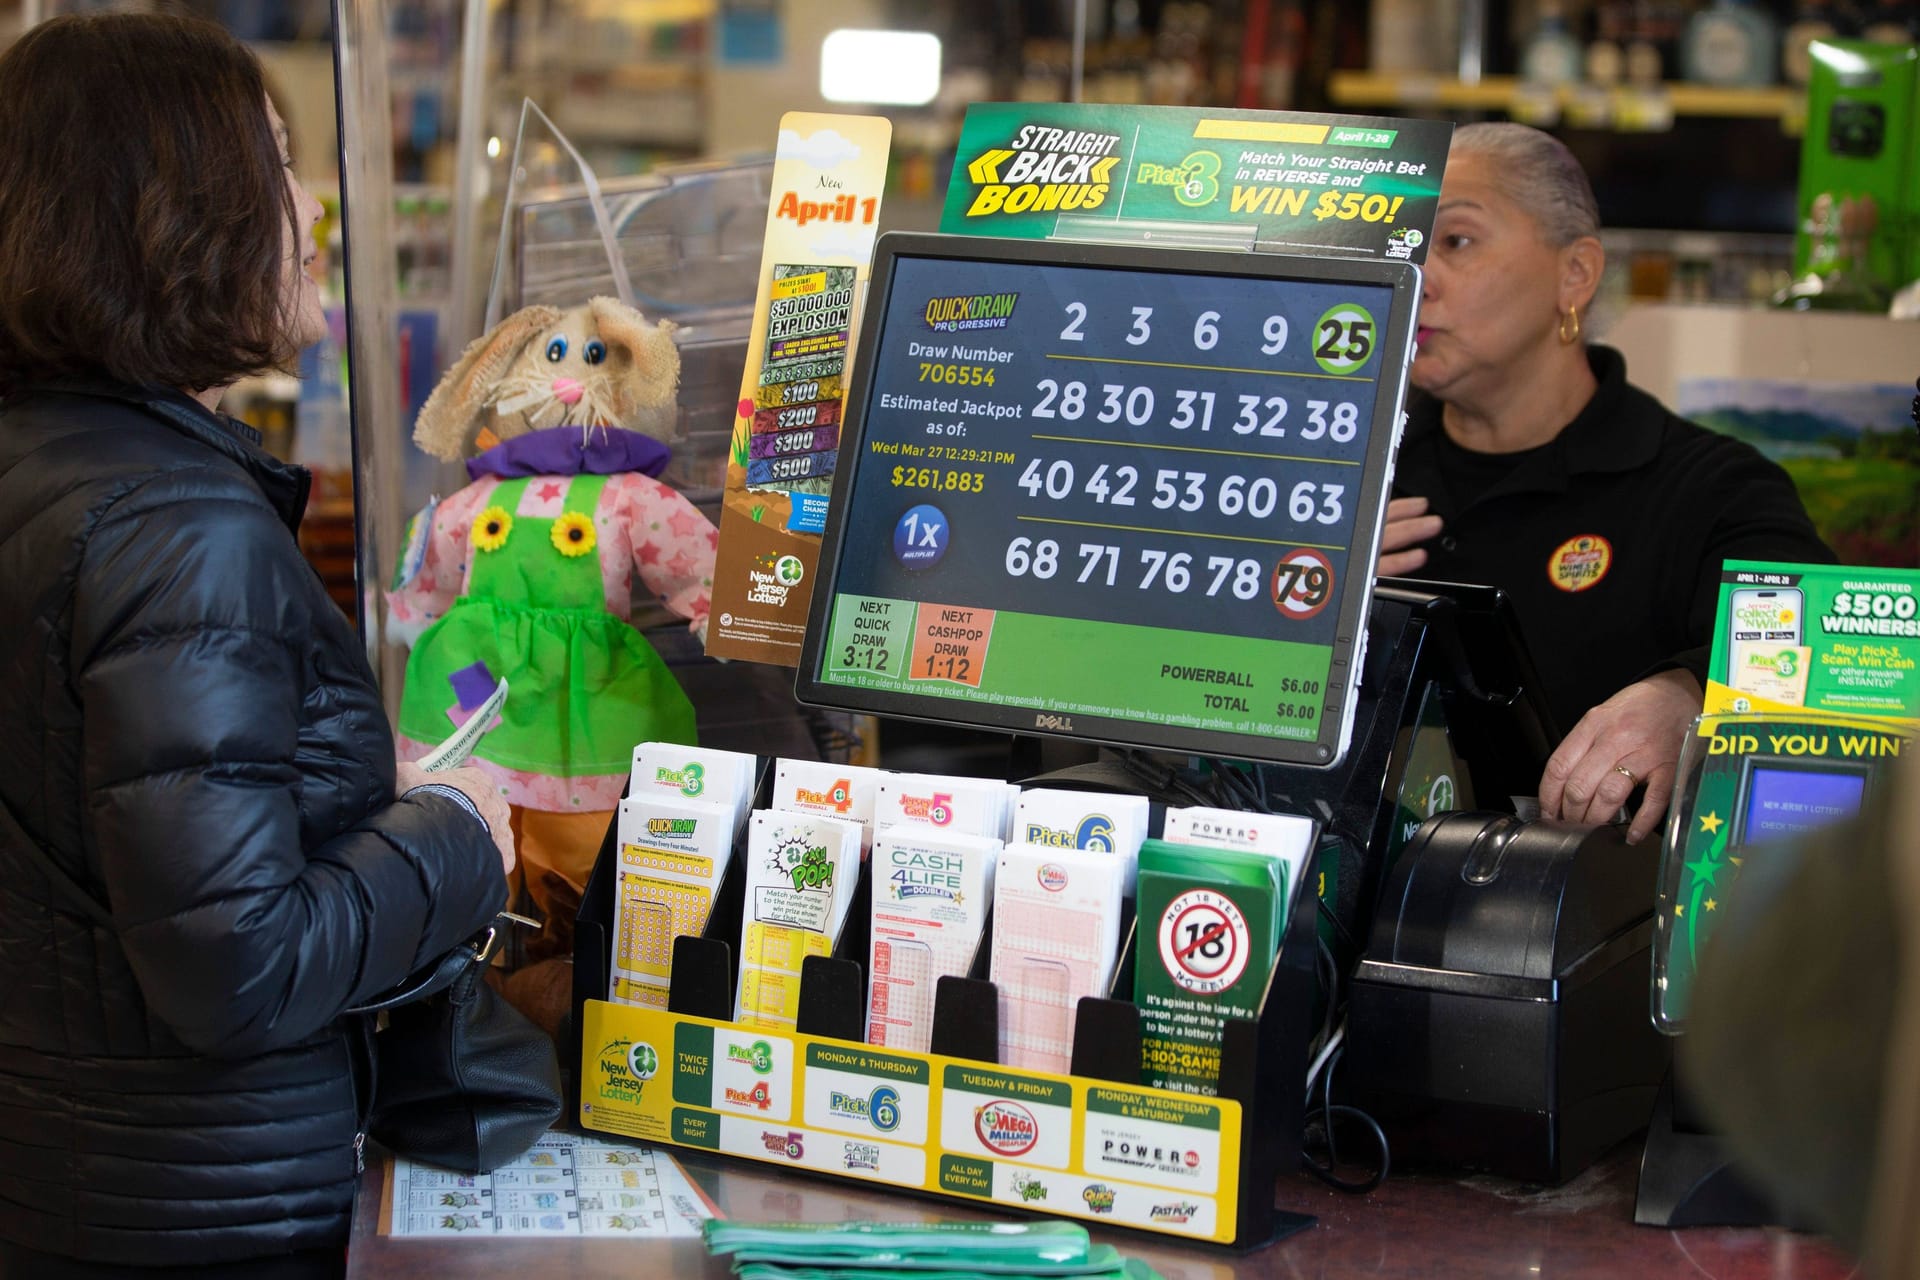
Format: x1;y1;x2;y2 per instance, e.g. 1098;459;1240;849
388;296;717;950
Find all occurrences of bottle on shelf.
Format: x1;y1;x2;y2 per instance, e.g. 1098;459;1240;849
1588;0;1633;85
1773;192;1894;312
1523;0;1586;86
1859;1;1920;41
1782;0;1846;86
1684;0;1782;86
1626;0;1687;86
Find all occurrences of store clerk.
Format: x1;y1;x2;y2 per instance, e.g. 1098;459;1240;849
1378;122;1833;844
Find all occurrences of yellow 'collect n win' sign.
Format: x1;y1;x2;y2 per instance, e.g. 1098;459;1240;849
579;1000;1244;1244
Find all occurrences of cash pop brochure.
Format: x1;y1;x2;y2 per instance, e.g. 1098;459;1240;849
708;112;893;665
735;810;864;1031
941;103;1451;263
1705;561;1919;724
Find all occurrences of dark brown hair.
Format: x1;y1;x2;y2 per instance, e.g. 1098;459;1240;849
0;13;297;395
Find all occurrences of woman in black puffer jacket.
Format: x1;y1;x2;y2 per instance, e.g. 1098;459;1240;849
0;15;516;1278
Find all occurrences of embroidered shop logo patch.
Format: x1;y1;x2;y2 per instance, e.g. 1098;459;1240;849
1546;534;1613;593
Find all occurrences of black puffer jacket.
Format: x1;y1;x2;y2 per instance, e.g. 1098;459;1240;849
0;381;508;1265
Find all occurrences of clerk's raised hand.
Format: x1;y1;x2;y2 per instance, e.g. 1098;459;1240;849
1538;668;1703;844
1378;496;1444;577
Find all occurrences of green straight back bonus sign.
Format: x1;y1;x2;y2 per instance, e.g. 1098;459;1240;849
940;104;1452;264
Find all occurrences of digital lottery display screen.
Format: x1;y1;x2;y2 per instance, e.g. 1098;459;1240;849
796;233;1418;767
1735;761;1870;846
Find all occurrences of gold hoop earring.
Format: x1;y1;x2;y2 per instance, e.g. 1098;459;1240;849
1559;305;1582;345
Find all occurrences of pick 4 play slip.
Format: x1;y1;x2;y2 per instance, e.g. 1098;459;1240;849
865;825;1000;1053
735;809;864;1030
607;794;736;1008
773;758;884;851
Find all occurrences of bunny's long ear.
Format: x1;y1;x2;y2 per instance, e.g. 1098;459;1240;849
589;295;681;438
413;304;564;459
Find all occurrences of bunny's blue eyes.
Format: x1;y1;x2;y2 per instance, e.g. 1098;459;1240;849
584;340;607;366
545;336;568;362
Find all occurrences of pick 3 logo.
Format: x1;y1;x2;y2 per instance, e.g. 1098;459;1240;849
727;1041;776;1074
974;1100;1040;1157
653;762;706;798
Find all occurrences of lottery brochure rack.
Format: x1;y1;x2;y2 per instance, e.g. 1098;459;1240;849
569;765;1323;1250
571;126;1438;1248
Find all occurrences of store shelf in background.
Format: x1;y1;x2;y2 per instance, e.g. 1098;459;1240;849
1607;301;1920;408
1327;73;1805;131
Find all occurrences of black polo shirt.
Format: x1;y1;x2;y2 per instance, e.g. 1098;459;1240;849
1392;345;1834;734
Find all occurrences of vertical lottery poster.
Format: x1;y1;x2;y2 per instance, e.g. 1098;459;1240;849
706;113;892;664
940;103;1451;263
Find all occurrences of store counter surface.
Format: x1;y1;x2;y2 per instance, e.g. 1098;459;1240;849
347;1139;1858;1279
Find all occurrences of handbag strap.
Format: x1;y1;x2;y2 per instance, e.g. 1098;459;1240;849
0;795;116;930
344;921;504;1015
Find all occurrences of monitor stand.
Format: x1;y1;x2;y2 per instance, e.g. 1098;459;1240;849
1634;1072;1805;1228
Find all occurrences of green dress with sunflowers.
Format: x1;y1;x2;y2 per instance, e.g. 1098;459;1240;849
397;473;696;789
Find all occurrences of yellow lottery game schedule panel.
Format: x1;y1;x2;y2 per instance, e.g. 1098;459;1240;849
579;1001;1244;1244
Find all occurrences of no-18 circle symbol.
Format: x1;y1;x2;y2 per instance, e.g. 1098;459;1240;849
1272;548;1335;621
1159;889;1250;995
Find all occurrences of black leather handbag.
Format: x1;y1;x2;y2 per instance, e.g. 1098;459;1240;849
349;916;563;1175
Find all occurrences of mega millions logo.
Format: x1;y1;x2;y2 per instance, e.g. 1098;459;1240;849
828;1085;903;1133
1037;863;1069;892
652;762;706;798
974;1100;1040;1157
961;123;1123;218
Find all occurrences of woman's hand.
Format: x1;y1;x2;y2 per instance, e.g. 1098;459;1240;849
397;761;516;874
1378;496;1444;577
1538;669;1704;844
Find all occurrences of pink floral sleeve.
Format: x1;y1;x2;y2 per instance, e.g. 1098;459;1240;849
608;472;717;631
384;478;497;645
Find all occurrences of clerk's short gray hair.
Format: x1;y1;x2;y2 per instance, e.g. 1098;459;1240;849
1450;122;1601;248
